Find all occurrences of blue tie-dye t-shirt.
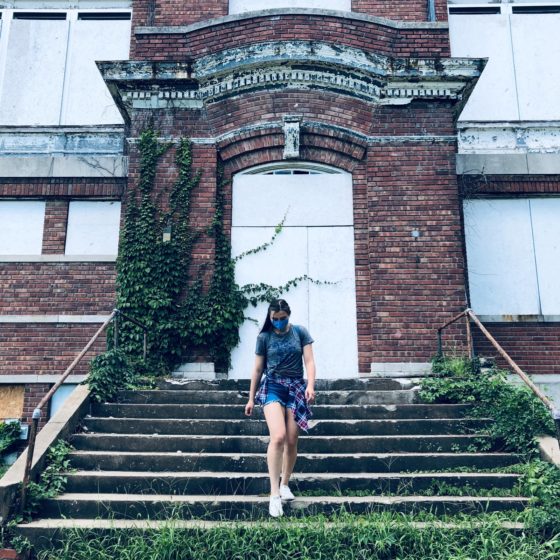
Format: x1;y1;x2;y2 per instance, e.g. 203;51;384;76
255;324;314;378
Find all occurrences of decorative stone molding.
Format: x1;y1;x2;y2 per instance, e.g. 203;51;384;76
458;121;560;155
98;41;483;121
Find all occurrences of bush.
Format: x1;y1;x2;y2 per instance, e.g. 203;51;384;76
420;356;555;457
87;349;136;403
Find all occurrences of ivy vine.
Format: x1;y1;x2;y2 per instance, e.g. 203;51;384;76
89;128;325;398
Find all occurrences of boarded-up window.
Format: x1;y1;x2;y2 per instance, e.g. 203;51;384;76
449;7;560;121
0;386;25;420
0;10;131;126
65;200;121;255
464;198;560;315
0;200;46;255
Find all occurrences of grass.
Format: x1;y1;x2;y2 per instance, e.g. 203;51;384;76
33;511;559;560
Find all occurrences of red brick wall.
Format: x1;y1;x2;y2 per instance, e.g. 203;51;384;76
23;384;51;427
132;14;450;59
0;324;107;377
42;200;69;254
131;1;447;28
0;178;125;198
368;140;468;364
0;264;116;314
472;324;560;376
461;175;560;196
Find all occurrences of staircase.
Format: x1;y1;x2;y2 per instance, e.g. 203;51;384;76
17;378;529;547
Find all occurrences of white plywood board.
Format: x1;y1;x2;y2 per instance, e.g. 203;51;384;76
229;226;309;379
65;200;121;255
0;19;69;125
61;19;130;125
0;200;45;255
510;14;560;120
464;199;540;315
308;227;358;378
229;0;351;14
449;14;520;122
49;384;78;419
232;173;353;227
530;199;560;315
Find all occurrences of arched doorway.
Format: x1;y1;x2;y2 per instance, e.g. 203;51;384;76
229;163;359;379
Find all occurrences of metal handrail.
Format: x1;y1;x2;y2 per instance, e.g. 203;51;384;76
19;308;148;514
438;308;560;442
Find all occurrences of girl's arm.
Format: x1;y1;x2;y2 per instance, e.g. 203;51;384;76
303;344;316;403
245;354;265;416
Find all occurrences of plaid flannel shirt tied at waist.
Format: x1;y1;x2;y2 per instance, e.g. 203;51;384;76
255;374;312;432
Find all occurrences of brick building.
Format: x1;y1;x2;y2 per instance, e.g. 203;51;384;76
1;1;559;427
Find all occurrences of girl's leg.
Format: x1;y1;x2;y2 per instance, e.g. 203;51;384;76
263;402;286;496
281;409;299;486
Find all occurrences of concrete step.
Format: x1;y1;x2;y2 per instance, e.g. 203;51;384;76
157;378;415;392
70;434;498;454
91;403;474;420
40;494;530;520
63;471;522;496
117;389;420;405
67;451;521;473
82;417;492;436
15;518;527;552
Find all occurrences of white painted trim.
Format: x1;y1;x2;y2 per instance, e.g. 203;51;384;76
172;362;216;380
0;255;116;262
0;315;110;323
370;362;433;377
457;153;560;174
0;155;128;177
0;375;87;384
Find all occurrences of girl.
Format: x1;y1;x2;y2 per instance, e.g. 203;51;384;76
244;298;316;517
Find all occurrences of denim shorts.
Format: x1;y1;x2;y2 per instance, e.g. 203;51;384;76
263;379;290;408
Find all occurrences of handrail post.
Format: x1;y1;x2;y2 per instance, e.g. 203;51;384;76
19;408;41;515
113;312;119;350
465;313;474;359
437;328;443;357
143;332;147;361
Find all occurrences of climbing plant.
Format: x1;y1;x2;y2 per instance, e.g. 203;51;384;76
89;128;318;393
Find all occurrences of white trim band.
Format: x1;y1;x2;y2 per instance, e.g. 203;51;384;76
0;255;117;263
0;315;111;323
0;375;87;384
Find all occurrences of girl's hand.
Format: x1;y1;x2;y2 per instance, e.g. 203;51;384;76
305;386;315;404
245;400;254;416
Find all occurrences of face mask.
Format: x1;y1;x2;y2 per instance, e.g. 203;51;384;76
272;318;289;330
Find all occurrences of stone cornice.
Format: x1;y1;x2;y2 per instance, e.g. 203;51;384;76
98;41;484;121
134;8;449;36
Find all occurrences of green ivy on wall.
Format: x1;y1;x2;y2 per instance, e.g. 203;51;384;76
89;128;316;398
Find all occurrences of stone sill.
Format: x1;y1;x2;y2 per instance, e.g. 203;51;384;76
0;255;116;262
477;315;560;323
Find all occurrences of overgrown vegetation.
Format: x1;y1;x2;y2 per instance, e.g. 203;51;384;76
0;421;21;456
23;439;75;519
420;356;555;457
88;129;319;402
34;512;560;560
419;355;560;539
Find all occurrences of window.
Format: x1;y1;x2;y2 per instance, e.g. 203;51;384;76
229;0;351;15
65;201;121;255
0;9;131;126
464;198;560;316
449;3;560;121
0;201;46;255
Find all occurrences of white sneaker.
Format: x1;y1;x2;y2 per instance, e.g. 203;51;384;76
269;495;283;517
279;484;295;500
